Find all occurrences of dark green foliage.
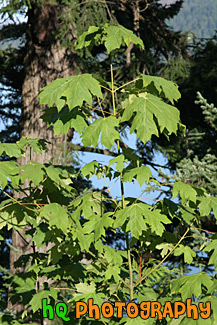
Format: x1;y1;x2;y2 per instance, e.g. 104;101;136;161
0;29;216;323
168;0;217;38
0;0;187;144
0;22;26;142
154;36;217;168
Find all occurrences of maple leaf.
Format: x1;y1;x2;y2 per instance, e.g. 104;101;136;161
121;93;179;144
82;116;120;149
104;24;144;54
171;272;212;300
42;106;88;135
108;155;126;172
81;160;99;177
83;212;113;241
0;161;17;189
38;74;103;111
203;239;217;267
17;162;45;187
199;195;217;217
141;74;181;104
174;245;196;264
0;143;22;158
75;25;101;50
123;166;152;186
40;203;69;232
114;203;171;238
172;181;197;204
76;23;144;54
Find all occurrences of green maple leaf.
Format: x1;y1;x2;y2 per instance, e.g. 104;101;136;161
29;287;58;313
104;24;144;54
141;75;181;104
18;162;45;186
108;154;126;172
156;243;174;258
172;181;197;204
171;272;212;300
180;206;196;223
174;245;196;264
13;277;35;294
81;160;99;177
121;95;158;144
45;165;73;190
83;212;113;241
82;116;120;149
72;192;106;220
76;25;100;50
121;93;179;144
199;195;217;217
73;282;106;305
75;282;96;296
76;24;144;54
123;166;152;186
114;203;171;237
0;161;17;189
144;208;171;236
38;74;102;111
46;165;63;185
42;106;88;135
18;137;48;155
0;143;22;158
105;265;120;282
203;239;217;267
32;224;47;249
136;288;158;302
72;226;94;251
40;203;69;232
126;212;145;238
104;245;122;265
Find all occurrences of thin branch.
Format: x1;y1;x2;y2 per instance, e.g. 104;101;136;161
72;143;117;156
100;84;112;92
134;185;152;204
16;230;31;247
54;287;76;291
103;176;121;209
135;220;195;287
3;191;38;212
192;227;216;235
115;77;140;92
183;235;210;240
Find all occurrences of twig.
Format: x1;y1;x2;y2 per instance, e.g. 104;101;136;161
135;220;195;287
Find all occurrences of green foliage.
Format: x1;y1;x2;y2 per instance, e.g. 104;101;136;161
168;0;217;38
82;116;120;149
75;23;144;54
171;272;212;300
1;24;217;324
38;74;103;111
121;93;180;143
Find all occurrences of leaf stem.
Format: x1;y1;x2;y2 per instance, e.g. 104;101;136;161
100;84;112;92
98;97;105;118
111;63;134;300
3;191;38;212
111;64;116;116
135;220;195;287
115;77;140;92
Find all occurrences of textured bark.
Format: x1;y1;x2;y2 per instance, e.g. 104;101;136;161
9;1;77;316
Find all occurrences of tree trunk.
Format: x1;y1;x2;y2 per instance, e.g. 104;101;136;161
9;1;77;317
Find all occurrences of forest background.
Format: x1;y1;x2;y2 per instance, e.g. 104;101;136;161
0;0;217;324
